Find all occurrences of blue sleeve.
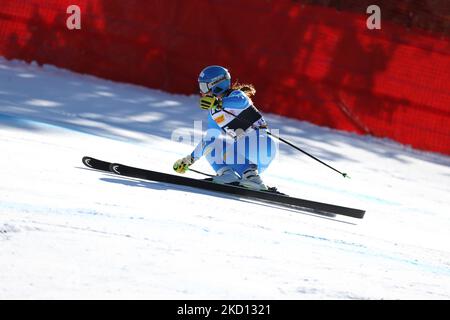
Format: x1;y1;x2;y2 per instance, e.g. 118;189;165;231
190;113;222;160
222;90;251;110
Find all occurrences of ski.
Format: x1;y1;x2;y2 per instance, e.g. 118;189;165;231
82;156;366;219
82;156;110;171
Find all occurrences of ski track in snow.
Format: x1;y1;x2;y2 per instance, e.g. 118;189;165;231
1;58;450;299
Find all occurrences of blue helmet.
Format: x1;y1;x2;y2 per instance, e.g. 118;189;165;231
198;65;231;96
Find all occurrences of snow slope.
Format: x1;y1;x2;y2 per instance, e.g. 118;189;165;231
1;58;449;299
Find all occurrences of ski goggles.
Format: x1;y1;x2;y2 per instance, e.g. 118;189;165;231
199;82;211;94
198;74;231;94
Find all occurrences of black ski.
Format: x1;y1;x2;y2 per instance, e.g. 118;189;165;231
82;156;366;219
82;156;110;171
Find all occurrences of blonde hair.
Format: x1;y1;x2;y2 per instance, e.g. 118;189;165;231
231;82;256;98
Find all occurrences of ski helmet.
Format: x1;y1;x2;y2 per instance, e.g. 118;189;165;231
198;65;231;96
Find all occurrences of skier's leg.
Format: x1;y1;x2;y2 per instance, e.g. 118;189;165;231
255;133;277;173
205;136;241;183
231;130;277;190
231;130;276;175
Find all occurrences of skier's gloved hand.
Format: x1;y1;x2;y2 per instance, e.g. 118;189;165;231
173;155;195;174
199;95;222;110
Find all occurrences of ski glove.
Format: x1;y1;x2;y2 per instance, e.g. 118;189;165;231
173;155;195;174
199;95;222;110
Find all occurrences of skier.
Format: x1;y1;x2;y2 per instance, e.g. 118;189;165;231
173;65;277;191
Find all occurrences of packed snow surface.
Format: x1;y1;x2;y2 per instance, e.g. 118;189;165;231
1;58;449;299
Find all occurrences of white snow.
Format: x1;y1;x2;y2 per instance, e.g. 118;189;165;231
0;57;449;299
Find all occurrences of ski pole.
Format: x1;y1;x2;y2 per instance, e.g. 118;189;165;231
187;144;216;178
220;108;350;179
188;168;215;177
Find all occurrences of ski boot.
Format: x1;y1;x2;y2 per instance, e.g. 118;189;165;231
240;165;268;191
211;166;241;185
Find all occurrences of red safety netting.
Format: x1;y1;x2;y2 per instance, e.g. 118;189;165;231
0;0;449;154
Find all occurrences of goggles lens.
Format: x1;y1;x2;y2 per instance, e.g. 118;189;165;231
199;82;210;94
